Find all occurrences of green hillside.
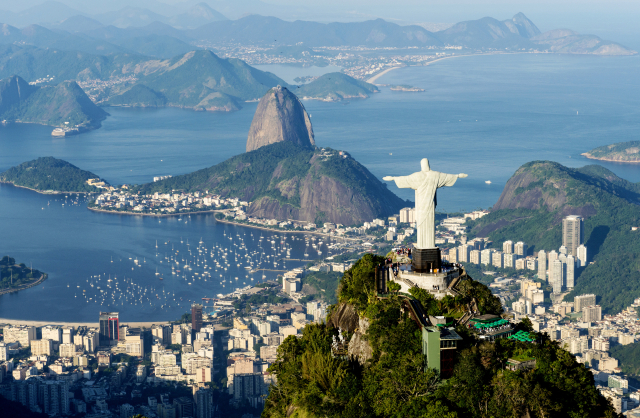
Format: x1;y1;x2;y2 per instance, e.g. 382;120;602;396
137;50;286;110
467;161;640;313
0;75;107;128
1;256;45;292
263;254;618;418
0;44;145;82
295;72;379;101
0;157;105;193
106;84;167;107
134;141;407;225
583;141;640;163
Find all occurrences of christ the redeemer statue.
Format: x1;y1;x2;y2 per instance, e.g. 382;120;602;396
384;158;467;250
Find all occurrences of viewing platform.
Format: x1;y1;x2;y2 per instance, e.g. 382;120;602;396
393;267;460;299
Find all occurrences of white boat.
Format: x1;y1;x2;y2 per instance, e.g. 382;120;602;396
485;180;491;184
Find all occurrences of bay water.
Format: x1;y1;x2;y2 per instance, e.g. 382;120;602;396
0;53;639;321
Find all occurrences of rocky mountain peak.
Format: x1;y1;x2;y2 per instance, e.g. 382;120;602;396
246;86;315;152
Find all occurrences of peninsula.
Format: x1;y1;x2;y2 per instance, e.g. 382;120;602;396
0;75;107;134
582;141;640;163
0;157;109;194
134;86;406;225
0;256;47;296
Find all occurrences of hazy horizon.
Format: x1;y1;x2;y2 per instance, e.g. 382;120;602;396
0;0;638;49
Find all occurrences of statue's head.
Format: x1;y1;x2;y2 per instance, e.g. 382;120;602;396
421;158;430;171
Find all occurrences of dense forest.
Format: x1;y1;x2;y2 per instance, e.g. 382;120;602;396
262;254;619;418
0;157;104;193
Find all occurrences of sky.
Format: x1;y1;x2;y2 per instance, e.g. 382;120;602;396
0;0;638;49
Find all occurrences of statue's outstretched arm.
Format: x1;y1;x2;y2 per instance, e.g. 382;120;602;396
459;173;468;178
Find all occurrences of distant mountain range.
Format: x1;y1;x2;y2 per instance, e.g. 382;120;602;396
0;10;634;56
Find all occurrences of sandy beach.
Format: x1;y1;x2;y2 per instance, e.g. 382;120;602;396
0;318;168;327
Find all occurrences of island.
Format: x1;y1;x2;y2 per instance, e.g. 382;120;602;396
295;72;379;101
0;157;110;194
0;256;47;296
389;84;425;92
0;75;107;135
582;141;640;163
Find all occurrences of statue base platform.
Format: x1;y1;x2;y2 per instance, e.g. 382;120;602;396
392;268;460;300
412;248;441;273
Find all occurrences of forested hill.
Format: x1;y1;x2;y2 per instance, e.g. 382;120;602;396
0;75;107;129
107;50;286;111
583;141;640;163
134;141;407;226
262;254;618;418
0;157;105;193
295;73;379;101
467;160;640;313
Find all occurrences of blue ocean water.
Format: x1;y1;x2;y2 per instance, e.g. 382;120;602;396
0;53;638;321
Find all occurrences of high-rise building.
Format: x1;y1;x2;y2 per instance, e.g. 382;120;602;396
458;244;471;263
551;260;564;294
503;240;514;254
480;249;493;266
42;380;70;416
62;327;74;344
566;255;576;289
99;312;119;345
173;397;194;418
514;242;528;256
195;387;213;418
31;339;53;356
234;373;266;408
42;326;62;343
563;215;583;256
192;304;203;332
504;253;517;268
152;325;172;346
469;250;480;264
0;342;7;361
537;250;547;281
574;294;597;313
3;326;36;347
399;207;415;224
492;251;503;268
583;305;602;322
548;250;558;266
577;244;588;267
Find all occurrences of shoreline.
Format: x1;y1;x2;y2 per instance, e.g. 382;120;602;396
214;218;362;242
0;182;98;195
0;318;169;327
88;207;224;217
367;66;404;84
581;153;640;164
366;51;540;85
0;273;48;297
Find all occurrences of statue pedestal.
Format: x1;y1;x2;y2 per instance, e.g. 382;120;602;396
412;248;441;273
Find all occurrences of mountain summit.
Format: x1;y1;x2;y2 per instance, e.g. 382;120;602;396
246;86;315;152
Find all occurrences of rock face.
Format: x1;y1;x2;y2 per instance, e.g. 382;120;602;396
328;303;359;333
348;316;373;365
0;75;35;114
246;86;315;152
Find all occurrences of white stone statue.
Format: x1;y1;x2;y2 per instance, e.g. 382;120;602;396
384;158;467;249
